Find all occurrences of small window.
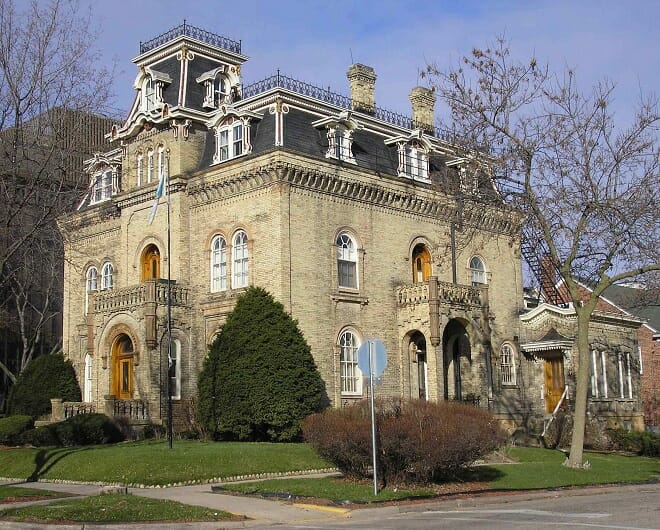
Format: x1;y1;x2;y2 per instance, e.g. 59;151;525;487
232;230;248;288
591;350;608;399
500;343;517;385
618;352;633;399
84;354;93;402
339;330;362;395
85;266;98;314
327;126;355;163
403;144;428;180
142;78;155;112
168;339;181;400
101;262;114;290
147;149;154;183
469;256;487;286
210;235;227;292
157;145;165;181
337;232;358;289
141;245;160;281
136;153;143;186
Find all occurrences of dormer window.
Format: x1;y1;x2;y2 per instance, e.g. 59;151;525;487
197;67;239;110
90;165;121;204
313;111;360;164
208;107;260;165
134;68;172;115
385;130;432;182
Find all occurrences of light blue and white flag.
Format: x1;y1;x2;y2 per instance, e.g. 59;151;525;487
147;170;167;224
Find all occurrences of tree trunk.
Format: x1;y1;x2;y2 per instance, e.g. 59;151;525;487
567;310;592;468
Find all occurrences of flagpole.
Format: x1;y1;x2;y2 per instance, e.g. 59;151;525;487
166;148;173;449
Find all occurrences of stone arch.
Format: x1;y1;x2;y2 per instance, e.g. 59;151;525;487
403;330;429;399
442;318;472;401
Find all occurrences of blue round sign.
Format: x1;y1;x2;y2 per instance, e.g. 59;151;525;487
357;339;387;377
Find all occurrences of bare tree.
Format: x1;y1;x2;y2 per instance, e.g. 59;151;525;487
0;0;114;394
426;37;659;467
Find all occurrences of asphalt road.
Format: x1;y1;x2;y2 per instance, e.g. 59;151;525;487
274;483;660;530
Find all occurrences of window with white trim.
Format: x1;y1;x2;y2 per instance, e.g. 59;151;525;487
85;266;98;314
590;349;608;398
500;343;517;385
142;77;156;112
469;256;487;286
210;235;227;292
136;153;143;186
214;118;246;163
618;352;633;399
168;339;181;400
91;169;114;203
157;145;164;181
232;230;248;288
403;143;428;180
101;262;114;290
147;149;154;183
337;232;358;289
339;329;362;395
84;354;93;402
202;74;230;108
328;126;354;162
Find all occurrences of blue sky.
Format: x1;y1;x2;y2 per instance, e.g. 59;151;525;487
85;0;658;126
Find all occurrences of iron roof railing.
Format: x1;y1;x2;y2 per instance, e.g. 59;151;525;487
242;71;455;142
139;21;241;55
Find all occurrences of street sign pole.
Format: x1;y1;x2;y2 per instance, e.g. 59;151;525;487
369;340;378;496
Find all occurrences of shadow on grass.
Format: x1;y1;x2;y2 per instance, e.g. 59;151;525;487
436;465;505;484
27;447;90;483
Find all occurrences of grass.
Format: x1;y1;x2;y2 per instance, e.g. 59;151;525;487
223;476;435;503
0;440;331;486
0;485;66;502
0;494;234;523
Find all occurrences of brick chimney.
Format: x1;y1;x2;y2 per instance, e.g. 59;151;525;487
347;64;376;114
409;86;436;133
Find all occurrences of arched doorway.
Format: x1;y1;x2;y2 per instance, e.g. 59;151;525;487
111;334;134;399
409;331;428;399
443;319;471;401
412;243;432;283
141;244;160;281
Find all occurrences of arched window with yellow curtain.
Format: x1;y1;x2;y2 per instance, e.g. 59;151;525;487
412;243;432;283
141;244;160;281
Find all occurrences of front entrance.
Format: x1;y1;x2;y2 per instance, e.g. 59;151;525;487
443;319;471;401
111;334;134;399
409;332;428;399
544;355;565;412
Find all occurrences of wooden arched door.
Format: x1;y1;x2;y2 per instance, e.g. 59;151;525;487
111;334;134;399
141;244;160;281
412;244;432;283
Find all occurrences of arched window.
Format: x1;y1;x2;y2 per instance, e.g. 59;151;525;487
85;266;98;314
412;244;432;283
210;235;227;292
141;245;160;281
214;117;245;163
168;339;181;400
157;145;165;181
112;334;133;399
84;354;93;402
469;256;487;286
339;329;362;395
136;153;143;186
101;262;114;290
147;148;154;183
337;232;358;289
142;77;155;112
500;343;517;386
232;230;248;288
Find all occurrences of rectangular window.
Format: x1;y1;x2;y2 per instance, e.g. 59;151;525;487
501;345;516;385
92;170;113;203
168;340;181;400
218;130;229;161
147;151;154;183
233;125;243;157
338;260;357;289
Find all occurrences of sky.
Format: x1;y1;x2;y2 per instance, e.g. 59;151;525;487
83;0;658;127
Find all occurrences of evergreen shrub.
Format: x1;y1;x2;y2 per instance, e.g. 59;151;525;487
303;399;507;484
8;354;81;417
607;429;660;457
21;413;124;447
0;415;34;445
197;287;328;442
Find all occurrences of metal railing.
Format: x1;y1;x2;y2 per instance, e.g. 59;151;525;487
140;21;241;54
242;72;456;142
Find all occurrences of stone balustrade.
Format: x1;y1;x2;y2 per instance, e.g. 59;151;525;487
93;280;189;313
397;279;485;308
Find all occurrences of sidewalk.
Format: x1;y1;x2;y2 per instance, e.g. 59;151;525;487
0;475;351;529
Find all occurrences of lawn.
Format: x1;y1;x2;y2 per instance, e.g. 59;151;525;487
0;440;332;486
0;485;67;502
0;494;235;523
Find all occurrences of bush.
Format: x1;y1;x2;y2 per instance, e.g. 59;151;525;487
0;415;34;445
8;353;81;417
303;399;507;484
197;287;328;442
21;413;124;447
607;429;660;457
